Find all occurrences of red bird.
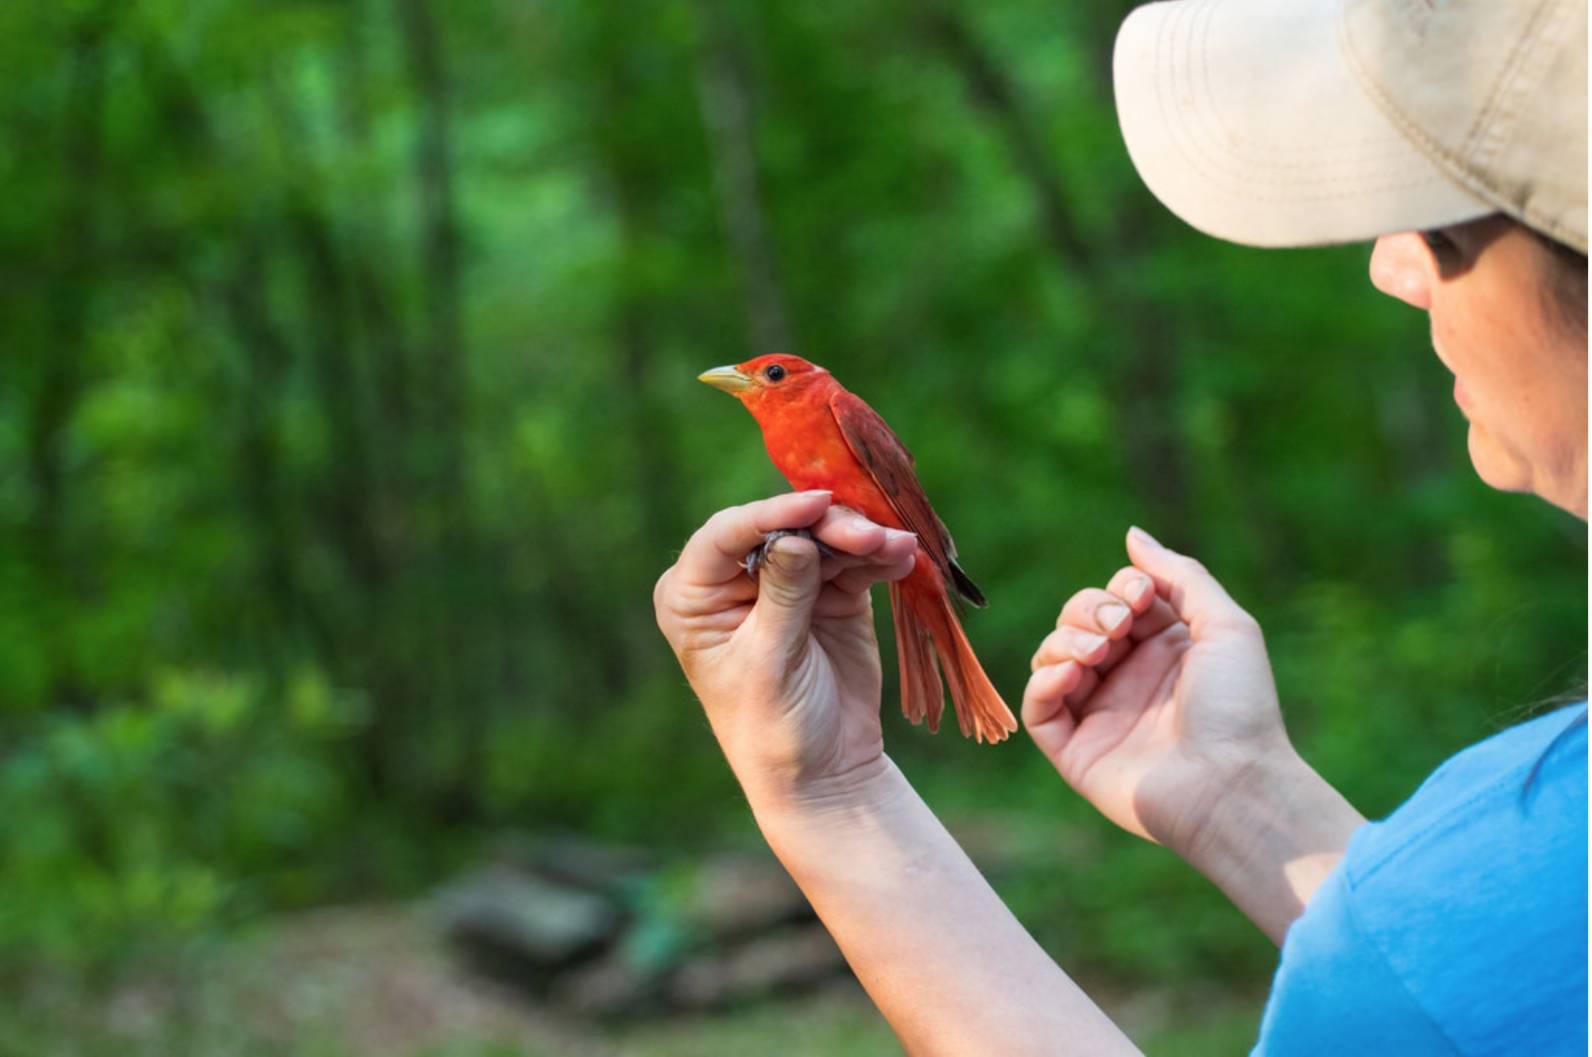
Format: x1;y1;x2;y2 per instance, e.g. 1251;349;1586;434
699;353;1017;744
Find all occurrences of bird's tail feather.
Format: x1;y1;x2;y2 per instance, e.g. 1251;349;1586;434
892;572;1017;744
891;581;944;734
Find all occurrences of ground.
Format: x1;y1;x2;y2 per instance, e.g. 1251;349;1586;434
7;904;1264;1056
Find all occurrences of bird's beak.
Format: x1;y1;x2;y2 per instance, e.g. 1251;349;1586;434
698;365;755;394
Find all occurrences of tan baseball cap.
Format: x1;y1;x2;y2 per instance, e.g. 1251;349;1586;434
1114;0;1588;253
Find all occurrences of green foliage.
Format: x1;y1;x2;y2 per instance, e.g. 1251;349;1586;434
1274;511;1588;817
0;668;359;963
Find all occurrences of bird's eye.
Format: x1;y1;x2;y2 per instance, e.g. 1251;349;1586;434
764;364;787;382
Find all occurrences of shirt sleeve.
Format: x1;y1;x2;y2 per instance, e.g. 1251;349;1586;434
1252;708;1588;1056
1251;863;1461;1055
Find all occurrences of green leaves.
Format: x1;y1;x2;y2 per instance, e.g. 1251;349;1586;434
0;669;356;963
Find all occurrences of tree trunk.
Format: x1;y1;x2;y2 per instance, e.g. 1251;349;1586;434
29;8;112;707
693;0;794;357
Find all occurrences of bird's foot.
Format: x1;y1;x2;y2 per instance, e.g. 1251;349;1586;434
744;529;838;581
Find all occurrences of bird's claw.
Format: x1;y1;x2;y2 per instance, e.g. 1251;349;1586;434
743;529;838;581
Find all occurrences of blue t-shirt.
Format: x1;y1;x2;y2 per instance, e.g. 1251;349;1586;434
1254;706;1588;1055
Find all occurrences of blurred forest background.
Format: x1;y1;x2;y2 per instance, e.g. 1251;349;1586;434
2;0;1584;1052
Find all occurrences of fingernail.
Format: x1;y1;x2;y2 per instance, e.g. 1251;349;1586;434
799;489;833;499
1128;525;1162;549
766;533;816;570
1098;602;1129;633
1125;576;1152;605
883;528;917;544
1075;632;1107;656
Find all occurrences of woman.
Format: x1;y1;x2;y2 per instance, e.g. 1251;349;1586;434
653;0;1587;1051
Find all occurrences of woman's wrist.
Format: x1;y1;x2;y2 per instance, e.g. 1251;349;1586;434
735;749;905;830
1181;746;1365;944
737;753;1140;1055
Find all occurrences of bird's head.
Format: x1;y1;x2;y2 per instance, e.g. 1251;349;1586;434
698;354;832;412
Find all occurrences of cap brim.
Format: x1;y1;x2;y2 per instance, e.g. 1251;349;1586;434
1114;0;1495;248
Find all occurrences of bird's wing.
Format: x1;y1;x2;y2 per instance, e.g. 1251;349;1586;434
828;388;965;587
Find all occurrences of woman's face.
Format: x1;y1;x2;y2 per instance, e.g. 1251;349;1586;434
1370;215;1588;519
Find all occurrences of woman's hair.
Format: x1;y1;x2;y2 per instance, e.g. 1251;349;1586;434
1524;701;1587;801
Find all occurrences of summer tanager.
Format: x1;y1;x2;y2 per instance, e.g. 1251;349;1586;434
699;353;1017;744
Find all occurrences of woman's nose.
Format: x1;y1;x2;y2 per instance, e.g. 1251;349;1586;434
1369;233;1433;310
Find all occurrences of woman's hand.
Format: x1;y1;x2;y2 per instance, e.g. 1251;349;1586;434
1024;527;1362;941
659;494;1140;1054
654;491;919;808
1024;526;1288;851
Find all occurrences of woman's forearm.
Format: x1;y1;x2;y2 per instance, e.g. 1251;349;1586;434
744;757;1142;1056
1179;749;1365;945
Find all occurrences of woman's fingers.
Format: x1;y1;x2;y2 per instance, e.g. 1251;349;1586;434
1125;527;1260;637
1032;578;1181;674
1023;660;1099;726
689;491;836;585
1023;538;1204;733
1053;580;1148;635
666;493;918;600
1030;624;1112;673
658;494;923;644
810;505;918;564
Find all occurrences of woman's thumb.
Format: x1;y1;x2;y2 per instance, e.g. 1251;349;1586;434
752;533;822;650
1125;526;1256;635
